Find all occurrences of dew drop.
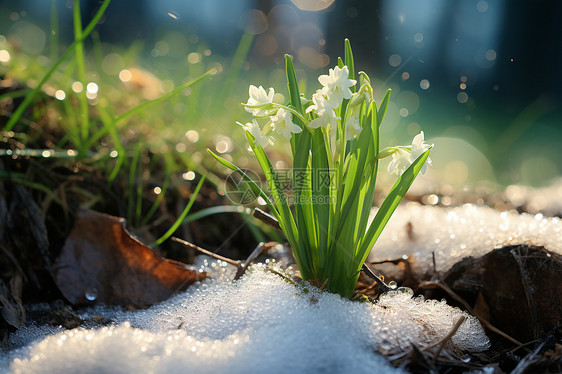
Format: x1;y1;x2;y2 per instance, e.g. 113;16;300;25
85;287;98;301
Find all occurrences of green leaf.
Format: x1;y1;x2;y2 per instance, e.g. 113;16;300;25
285;55;304;115
354;103;380;242
377;89;391;125
207;149;276;215
335;105;373;233
337;57;344;69
311;129;331;273
150;175;206;248
344;39;356;93
358;148;432;265
4;0;112;133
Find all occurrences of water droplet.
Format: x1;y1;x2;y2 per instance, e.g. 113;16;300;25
85;288;98;301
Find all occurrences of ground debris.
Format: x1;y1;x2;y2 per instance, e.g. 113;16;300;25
51;209;207;307
441;245;562;344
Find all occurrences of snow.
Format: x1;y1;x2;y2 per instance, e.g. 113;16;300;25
8;196;560;372
0;261;489;374
370;203;562;274
504;177;562;216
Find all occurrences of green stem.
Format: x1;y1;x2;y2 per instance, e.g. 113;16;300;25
73;0;90;143
49;0;59;60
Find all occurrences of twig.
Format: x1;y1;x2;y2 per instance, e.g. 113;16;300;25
253;208;281;231
171;237;275;281
361;263;396;293
369;256;408;265
427;315;466;362
431;251;438;278
171;236;240;267
419;280;523;346
265;267;299;286
509;339;541;355
234;242;269;280
511;339;548;374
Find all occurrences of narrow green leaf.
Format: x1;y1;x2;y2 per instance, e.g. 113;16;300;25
337;57;344;69
150;175;206;248
358;148;432;264
4;0;112;132
354;103;380;241
344;39;356;92
377;89;391;126
311;129;330;273
245;137;304;272
207;149;275;215
335;107;373;233
284;55;317;277
284;55;304;115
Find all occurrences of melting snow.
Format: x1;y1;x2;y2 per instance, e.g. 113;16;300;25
1;261;489;373
370;203;562;273
8;201;557;372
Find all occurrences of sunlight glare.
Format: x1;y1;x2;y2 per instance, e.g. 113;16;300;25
0;50;10;63
55;90;66;100
119;69;132;82
291;0;334;11
72;81;83;93
185;130;199;143
183;171;196;181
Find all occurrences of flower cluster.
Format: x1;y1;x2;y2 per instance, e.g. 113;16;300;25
211;41;434;298
240;66;432;175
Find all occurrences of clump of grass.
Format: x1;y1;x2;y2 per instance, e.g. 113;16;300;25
0;0;266;248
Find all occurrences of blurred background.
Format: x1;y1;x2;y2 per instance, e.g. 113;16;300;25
1;0;561;188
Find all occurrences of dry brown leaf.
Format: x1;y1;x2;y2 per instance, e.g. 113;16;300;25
52;209;207;307
443;245;562;342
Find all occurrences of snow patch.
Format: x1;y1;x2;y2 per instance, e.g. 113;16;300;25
1;263;488;373
370;203;562;273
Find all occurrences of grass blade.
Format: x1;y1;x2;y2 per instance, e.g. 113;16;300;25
207;149;276;215
4;0;112;132
150;175;206;248
73;0;90;143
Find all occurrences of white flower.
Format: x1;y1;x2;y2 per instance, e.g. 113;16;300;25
244;85;276;117
270;108;302;139
387;131;433;176
306;90;339;131
410;131;432;174
344;108;362;143
388;148;411;176
238;120;273;149
318;66;356;109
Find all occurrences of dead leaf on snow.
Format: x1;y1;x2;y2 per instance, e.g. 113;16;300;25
52;209;207;307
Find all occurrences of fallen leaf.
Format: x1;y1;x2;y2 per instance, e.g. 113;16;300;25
52;209;207;307
0;276;25;328
443;245;562;342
